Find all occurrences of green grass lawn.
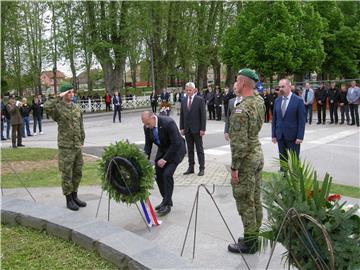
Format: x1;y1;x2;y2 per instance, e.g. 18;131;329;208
1;224;117;270
2;148;359;199
1;163;101;188
1;148;58;162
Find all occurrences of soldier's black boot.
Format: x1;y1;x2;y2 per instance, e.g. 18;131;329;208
66;194;79;211
72;192;87;207
228;235;258;254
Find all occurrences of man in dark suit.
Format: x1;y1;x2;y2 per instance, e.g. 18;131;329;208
160;89;170;102
224;82;241;141
112;91;122;123
272;79;306;169
142;111;186;216
180;82;206;176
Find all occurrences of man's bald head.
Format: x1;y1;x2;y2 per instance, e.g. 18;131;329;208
141;111;156;128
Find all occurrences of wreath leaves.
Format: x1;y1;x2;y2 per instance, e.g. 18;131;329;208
98;141;155;204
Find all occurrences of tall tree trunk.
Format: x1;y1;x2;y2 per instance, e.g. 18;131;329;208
225;64;235;87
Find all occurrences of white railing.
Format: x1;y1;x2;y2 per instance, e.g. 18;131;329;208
77;96;151;113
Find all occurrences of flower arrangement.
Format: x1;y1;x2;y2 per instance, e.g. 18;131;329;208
159;101;171;115
261;152;360;270
98;141;155;204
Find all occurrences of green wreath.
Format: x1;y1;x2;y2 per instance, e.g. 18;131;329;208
98;141;155;204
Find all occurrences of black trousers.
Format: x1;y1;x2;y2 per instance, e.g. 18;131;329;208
329;102;338;123
224;104;229;118
349;104;359;126
185;132;205;170
113;105;121;122
265;105;271;122
155;162;178;206
317;103;326;123
151;103;157;113
105;103;111;111
340;104;350;123
215;105;222;120
207;104;215;120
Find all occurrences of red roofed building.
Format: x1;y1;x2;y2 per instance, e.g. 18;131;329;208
40;70;66;92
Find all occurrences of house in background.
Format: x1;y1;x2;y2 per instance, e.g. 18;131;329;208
40;70;66;94
76;68;103;90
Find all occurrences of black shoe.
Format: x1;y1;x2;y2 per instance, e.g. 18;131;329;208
329;121;334;124
72;192;87;207
198;170;204;176
316;122;321;125
28;134;33;136
322;122;325;125
157;205;171;216
183;168;194;175
228;241;258;254
350;123;355;126
340;122;344;125
66;194;79;211
155;201;165;211
17;144;25;147
12;145;17;148
1;137;6;141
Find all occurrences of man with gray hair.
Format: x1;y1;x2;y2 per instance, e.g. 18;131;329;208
180;82;206;176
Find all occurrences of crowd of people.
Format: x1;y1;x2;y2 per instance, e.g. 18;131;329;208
150;79;360;128
1;94;46;148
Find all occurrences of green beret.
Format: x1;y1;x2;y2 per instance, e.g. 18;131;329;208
238;68;259;82
59;83;73;93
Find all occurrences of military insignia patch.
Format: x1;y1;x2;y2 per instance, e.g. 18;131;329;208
235;109;242;113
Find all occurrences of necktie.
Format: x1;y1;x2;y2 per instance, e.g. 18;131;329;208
152;127;160;145
305;89;309;102
281;96;288;117
188;96;192;110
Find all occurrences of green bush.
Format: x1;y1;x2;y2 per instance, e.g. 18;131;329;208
261;152;360;270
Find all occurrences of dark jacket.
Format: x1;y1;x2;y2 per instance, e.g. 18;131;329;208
180;94;206;134
272;94;306;141
32;102;42;118
214;91;223;106
150;93;158;105
339;90;348;105
7;103;22;125
206;91;215;105
223;91;235;106
112;95;122;106
160;92;170;102
328;87;340;103
315;87;328;103
144;115;186;164
20;104;32;117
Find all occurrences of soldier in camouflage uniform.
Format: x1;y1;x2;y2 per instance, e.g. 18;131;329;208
228;69;265;254
44;83;86;211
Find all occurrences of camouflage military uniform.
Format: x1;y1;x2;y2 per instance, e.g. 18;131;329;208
229;95;265;235
44;97;85;195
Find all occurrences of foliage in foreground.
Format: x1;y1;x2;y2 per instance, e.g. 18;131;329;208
1;224;117;270
261;152;360;270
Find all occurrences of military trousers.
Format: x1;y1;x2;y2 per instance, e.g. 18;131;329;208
58;147;83;195
231;156;264;235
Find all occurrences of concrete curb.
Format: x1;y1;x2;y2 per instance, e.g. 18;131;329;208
1;197;192;269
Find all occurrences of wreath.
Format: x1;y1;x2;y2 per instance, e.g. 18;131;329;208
98;141;155;204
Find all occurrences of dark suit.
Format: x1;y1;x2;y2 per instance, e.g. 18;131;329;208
180;94;206;170
112;95;122;122
144;115;186;206
160;92;170;102
272;93;306;164
224;97;236;134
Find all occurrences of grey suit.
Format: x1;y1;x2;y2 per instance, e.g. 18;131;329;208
180;95;206;170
